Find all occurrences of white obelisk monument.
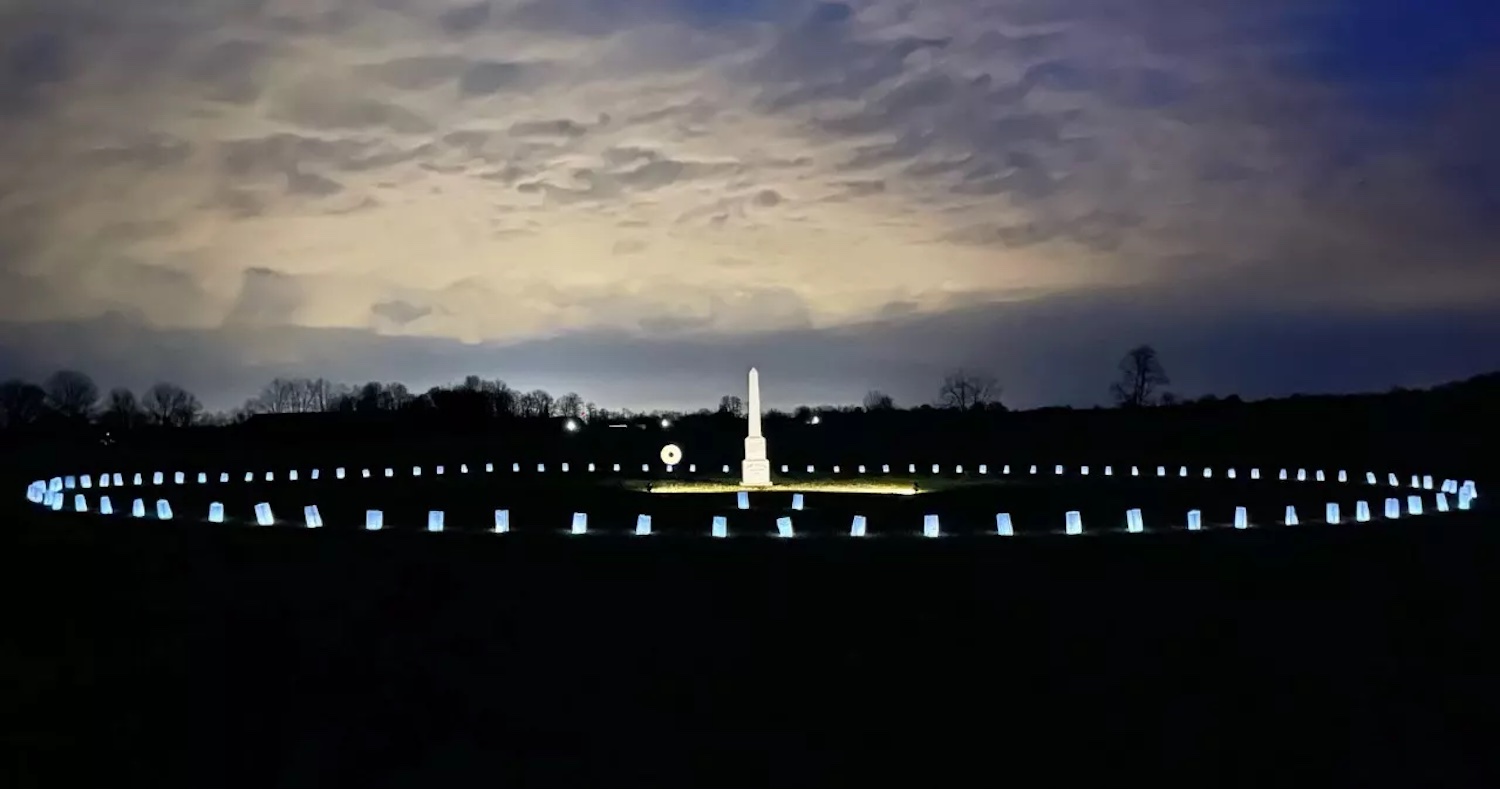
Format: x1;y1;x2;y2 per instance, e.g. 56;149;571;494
741;367;773;487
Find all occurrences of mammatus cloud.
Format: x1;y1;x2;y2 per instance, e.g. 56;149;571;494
1;0;1497;406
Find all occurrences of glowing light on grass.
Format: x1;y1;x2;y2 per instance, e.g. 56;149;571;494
1315;470;1325;482
712;516;727;538
1367;472;1377;485
461;464;469;474
1179;466;1188;477
647;480;917;495
737;491;749;510
1388;473;1399;487
923;514;940;538
133;474;143;485
1158;467;1166;477
1280;469;1288;481
538;464;547;473
571;513;587;535
494;510;509;533
49;492;63;511
197;472;207;483
996;513;1014;536
1327;503;1341;524
980;465;988;474
1032;466;1039;475
436;465;445;475
1437;493;1450;512
428;511;444;532
1187;510;1202;531
304;506;323;528
1385;499;1401;519
337;468;346;479
132;499;145;518
209;503;224;523
1132;466;1139;477
643;464;650;473
588;463;595;472
1234;507;1248;530
722;465;730;473
792;494;804;511
1422;475;1434;490
956;465;963;474
909;464;916;474
1004;465;1011;474
1203;468;1212;478
219;472;228;483
100;497;113;515
384;468;394;478
81;475;92;489
1409;475;1419;488
50;477;62;492
1056;465;1064;475
512;463;520;472
776;517;794;538
1356;501;1371;522
254;503;273;526
1104;466;1112;476
289;470;299;481
1227;469;1236;479
931;464;940;474
98;475;108;488
362;469;371;478
859;465;867;474
1338;470;1348;482
636;514;652;536
156;500;172;520
26;483;42;503
112;473;123;486
612;464;620;472
1443;479;1457;493
153;472;163;485
74;494;86;512
367;511;383;530
1459;490;1472;510
266;472;275;482
1297;469;1306;482
1251;468;1260;480
1285;505;1298;525
1126;509;1143;533
485;463;494;472
784;465;791;473
882;465;890;473
1407;496;1423;516
1065;511;1083;535
244;472;254;483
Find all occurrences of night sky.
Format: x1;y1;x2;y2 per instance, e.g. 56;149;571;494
1;0;1497;411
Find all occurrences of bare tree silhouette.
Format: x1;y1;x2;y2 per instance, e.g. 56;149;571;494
1110;345;1171;407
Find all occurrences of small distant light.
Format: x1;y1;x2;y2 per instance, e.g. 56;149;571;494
660;418;671;429
564;419;579;432
809;415;821;425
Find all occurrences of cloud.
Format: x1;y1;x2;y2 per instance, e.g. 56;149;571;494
0;0;1496;407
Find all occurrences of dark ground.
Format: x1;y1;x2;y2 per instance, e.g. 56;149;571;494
4;473;1498;787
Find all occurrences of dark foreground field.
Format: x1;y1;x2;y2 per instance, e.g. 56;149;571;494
6;486;1498;789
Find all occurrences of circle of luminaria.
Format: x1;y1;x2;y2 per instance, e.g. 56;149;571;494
20;462;1478;535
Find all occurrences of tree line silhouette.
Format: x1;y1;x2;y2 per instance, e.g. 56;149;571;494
2;345;1496;477
0;345;1172;432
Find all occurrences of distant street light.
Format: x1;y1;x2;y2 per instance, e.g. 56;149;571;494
660;418;671;429
564;419;580;432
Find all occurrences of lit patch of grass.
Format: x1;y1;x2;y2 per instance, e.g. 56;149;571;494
624;478;941;495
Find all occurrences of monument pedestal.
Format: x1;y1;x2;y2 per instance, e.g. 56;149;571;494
742;436;772;487
742;459;772;487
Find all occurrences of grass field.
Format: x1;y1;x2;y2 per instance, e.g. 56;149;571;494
5;458;1494;787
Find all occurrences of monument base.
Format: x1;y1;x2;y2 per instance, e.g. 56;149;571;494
741;459;773;487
